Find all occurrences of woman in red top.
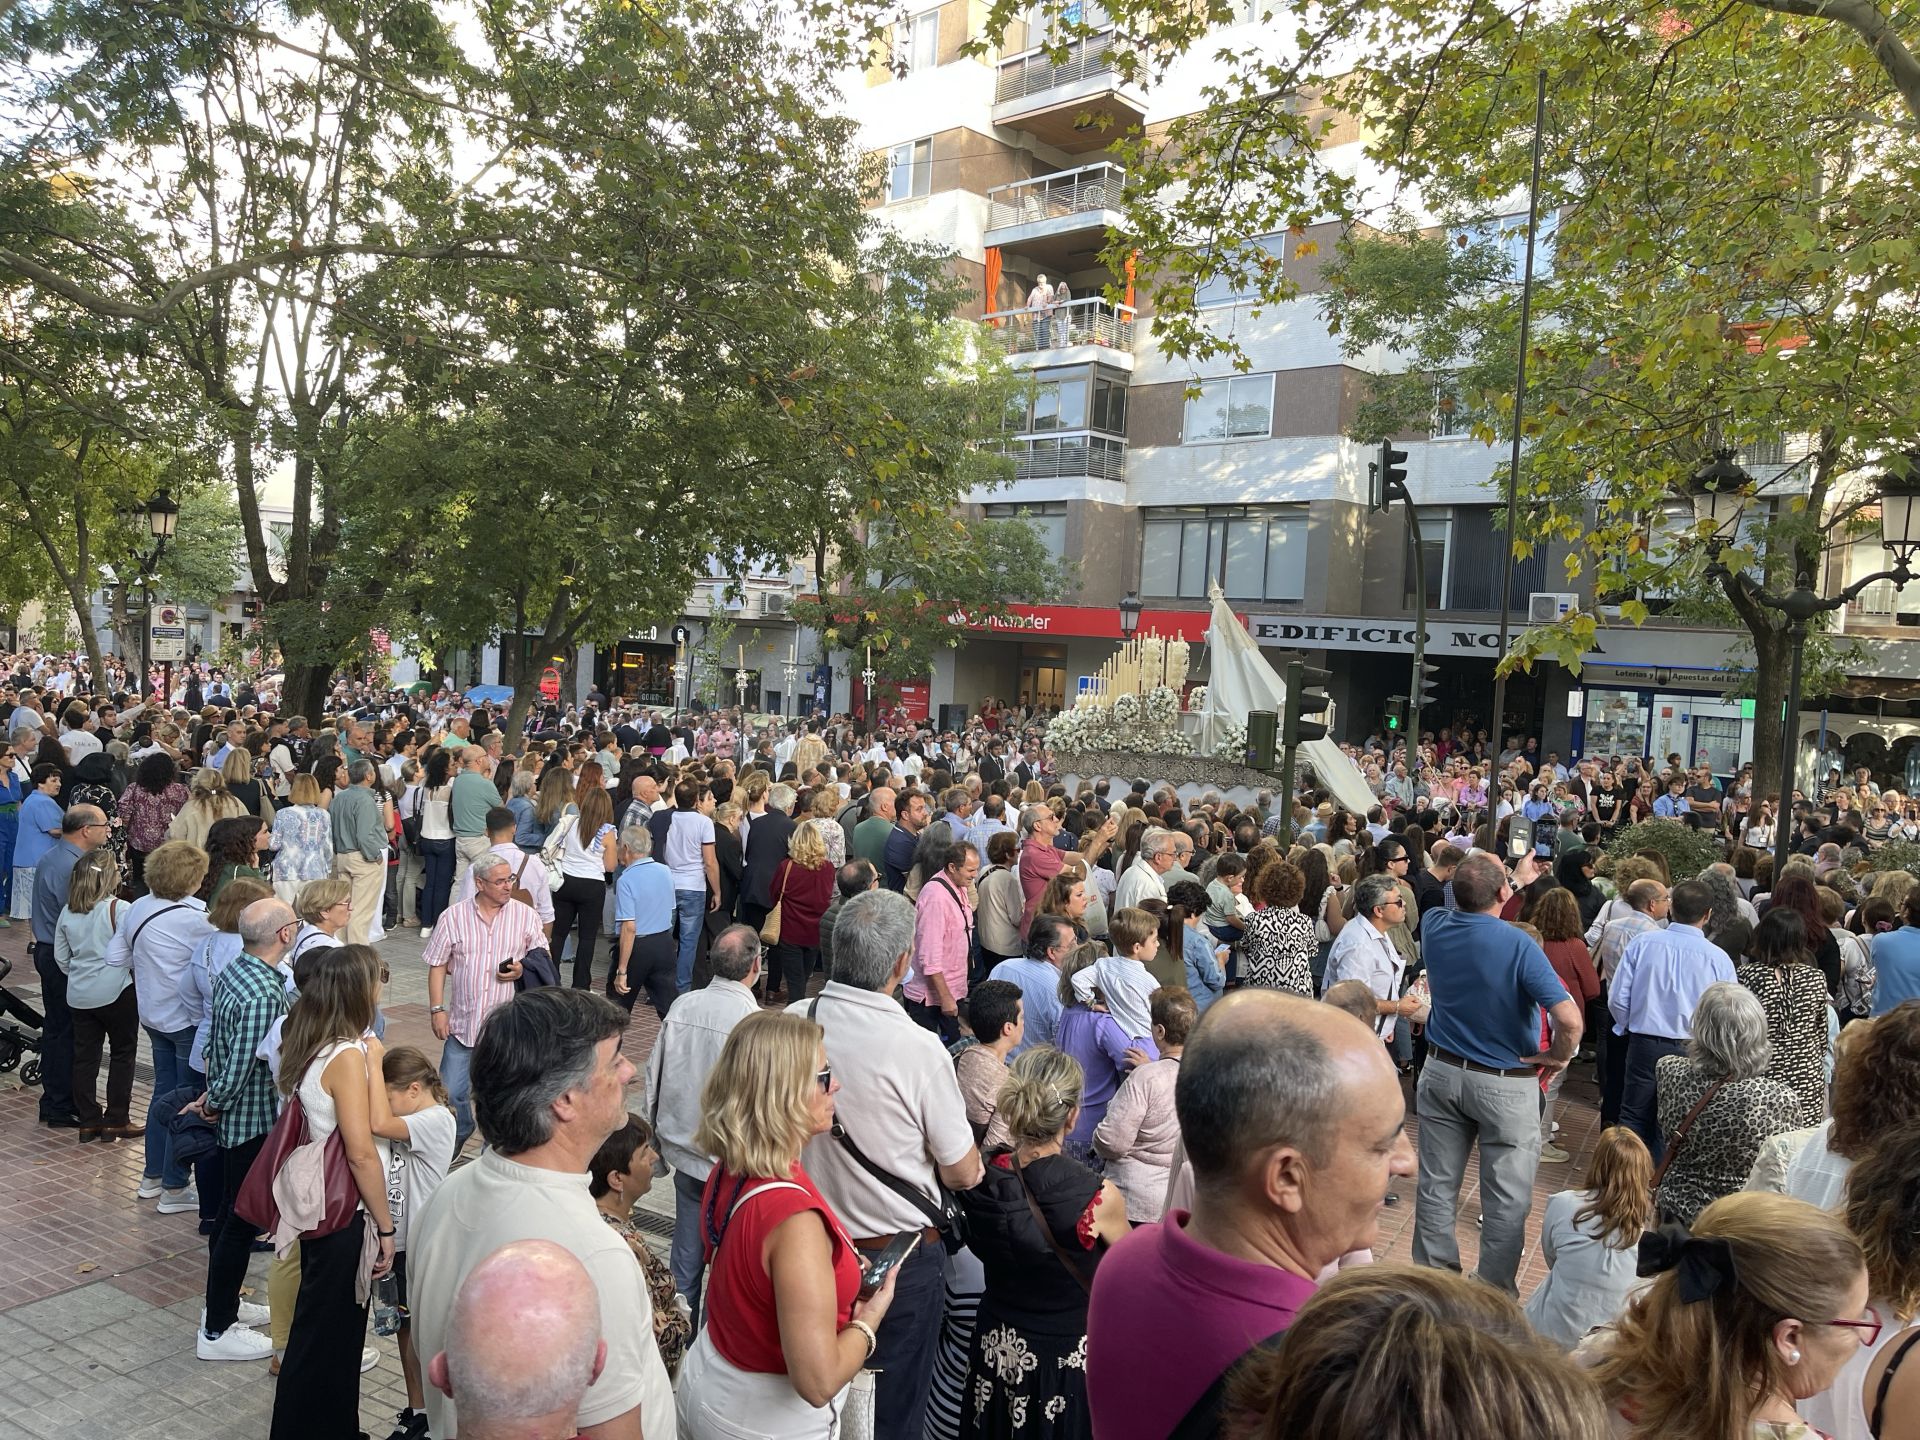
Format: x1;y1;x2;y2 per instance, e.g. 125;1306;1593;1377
677;1011;898;1439
764;820;837;1005
1531;887;1601;1163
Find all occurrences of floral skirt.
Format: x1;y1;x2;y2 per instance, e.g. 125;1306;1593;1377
962;1316;1090;1440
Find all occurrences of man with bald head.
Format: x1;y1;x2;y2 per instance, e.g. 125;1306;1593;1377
430;1240;605;1440
851;784;896;874
30;803;109;1128
1085;990;1415;1438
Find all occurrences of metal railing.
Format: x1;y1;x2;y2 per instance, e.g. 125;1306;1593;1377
997;431;1127;480
995;27;1123;104
987;162;1125;231
983;295;1136;354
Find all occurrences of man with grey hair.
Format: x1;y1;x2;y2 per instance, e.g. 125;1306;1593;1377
411;988;673;1440
427;851;546;1155
329;756;387;943
429;1240;606;1440
194;897;296;1361
609;824;676;1020
1323;873;1419;1036
1087;990;1415;1437
790;888;981;1436
1115;827;1177;911
643;922;762;1327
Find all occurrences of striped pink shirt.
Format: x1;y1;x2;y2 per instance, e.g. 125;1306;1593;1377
423;897;545;1045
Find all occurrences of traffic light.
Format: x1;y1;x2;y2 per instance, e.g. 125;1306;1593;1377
1245;709;1278;770
1417;660;1440;710
1373;439;1409;511
1384;695;1408;732
1283;659;1333;746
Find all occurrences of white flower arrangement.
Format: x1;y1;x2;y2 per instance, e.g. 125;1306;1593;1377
1185;684;1208;713
1211;722;1248;763
1111;691;1142;725
1144;685;1181;727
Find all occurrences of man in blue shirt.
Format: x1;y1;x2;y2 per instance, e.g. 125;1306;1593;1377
989;913;1071;1055
31;803;107;1127
1413;850;1582;1297
611;824;677;1019
1608;878;1733;1164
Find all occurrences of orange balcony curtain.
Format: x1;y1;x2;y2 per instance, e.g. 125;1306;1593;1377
1124;249;1136;309
985;246;1003;324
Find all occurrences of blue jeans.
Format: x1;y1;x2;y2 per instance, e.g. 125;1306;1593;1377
144;1023;198;1188
673;889;706;992
419;838;456;927
441;1033;476;1155
672;1168;708;1330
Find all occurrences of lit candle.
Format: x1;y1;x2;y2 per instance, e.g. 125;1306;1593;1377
866;645;872;671
737;643;745;669
789;637;798;664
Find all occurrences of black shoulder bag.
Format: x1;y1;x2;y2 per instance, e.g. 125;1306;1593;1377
809;994;969;1253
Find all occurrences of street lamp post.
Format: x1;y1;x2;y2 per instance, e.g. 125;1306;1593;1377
1118;591;1143;642
132;489;180;702
1690;450;1920;879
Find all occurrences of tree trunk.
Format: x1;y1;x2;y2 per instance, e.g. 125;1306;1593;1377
1747;620;1792;806
283;661;330;724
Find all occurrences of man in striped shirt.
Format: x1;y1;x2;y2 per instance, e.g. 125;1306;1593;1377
427;853;546;1154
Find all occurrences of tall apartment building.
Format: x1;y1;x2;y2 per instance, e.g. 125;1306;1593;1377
843;3;1920;778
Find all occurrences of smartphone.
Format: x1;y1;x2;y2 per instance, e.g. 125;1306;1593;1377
497;958;517;978
1507;814;1534;859
858;1231;921;1298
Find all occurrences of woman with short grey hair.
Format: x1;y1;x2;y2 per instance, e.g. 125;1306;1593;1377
1652;981;1801;1224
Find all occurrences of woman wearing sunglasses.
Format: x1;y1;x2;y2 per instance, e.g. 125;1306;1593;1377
677;1011;898;1438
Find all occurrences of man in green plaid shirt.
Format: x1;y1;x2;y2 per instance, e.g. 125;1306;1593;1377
194;897;296;1362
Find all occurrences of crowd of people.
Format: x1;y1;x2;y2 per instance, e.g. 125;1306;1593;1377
13;641;1920;1439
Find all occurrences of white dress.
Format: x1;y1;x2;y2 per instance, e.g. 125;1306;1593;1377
1523;1190;1646;1349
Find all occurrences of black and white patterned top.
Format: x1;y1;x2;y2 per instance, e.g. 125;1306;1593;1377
1242;906;1318;995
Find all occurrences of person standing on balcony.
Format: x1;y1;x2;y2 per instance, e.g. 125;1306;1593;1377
1052;276;1073;345
1025;273;1053;351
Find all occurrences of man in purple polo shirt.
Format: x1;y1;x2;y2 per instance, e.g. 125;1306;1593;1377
1085;990;1415;1438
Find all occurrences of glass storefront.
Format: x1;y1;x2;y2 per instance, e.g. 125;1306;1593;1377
1583;688;1648;760
607;642;676;705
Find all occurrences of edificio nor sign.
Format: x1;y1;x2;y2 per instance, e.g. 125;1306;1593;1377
1246;614;1754;678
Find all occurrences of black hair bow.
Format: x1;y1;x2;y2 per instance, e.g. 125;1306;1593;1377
1637;1224;1738;1304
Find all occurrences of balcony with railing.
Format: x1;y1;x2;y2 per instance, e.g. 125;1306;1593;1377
999;431;1127;482
991;27;1147;151
983;295;1136;367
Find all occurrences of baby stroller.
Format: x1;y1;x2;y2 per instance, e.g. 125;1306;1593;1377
0;955;44;1087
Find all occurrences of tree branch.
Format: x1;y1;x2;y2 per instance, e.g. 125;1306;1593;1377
1741;0;1920;118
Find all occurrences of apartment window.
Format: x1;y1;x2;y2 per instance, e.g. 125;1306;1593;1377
1450;209;1558;280
1223;0;1259;21
1015;365;1125;437
1140;506;1307;601
895;9;940;72
1446;507;1545;610
1402;507;1451;608
1090;372;1127;435
985;502;1068;561
1430;376;1485;440
1184;374;1274;442
888;138;932;202
1029;378;1086;432
1194;234;1288;308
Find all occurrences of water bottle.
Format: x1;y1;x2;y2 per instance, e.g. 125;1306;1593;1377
372;1271;403;1337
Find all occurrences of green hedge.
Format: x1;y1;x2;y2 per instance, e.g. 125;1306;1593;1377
1863;841;1920;878
1602;820;1722;882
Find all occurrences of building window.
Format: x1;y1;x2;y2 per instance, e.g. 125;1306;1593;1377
1402;507;1450;608
1450;209;1557;280
1140;506;1306;601
984;502;1068;560
1183;374;1274;442
887;138;932;202
1430;376;1485;440
1194;234;1288;309
895;9;940;72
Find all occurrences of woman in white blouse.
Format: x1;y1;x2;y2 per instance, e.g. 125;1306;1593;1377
1524;1125;1654;1348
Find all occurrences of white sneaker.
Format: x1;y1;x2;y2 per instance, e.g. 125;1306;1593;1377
197;1324;274;1362
156;1187;200;1214
1539;1142;1571;1163
203;1302;271;1328
361;1346;379;1373
420;927;433;943
137;1177;164;1199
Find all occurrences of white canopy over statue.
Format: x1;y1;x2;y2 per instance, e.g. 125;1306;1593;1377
1191;590;1378;818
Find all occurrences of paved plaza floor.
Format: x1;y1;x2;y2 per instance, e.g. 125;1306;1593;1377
0;913;1602;1438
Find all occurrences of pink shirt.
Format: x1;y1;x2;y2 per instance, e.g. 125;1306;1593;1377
423;896;546;1045
1087;1209;1318;1439
905;874;972;1005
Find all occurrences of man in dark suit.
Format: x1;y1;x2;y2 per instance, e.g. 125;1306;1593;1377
977;739;1005;786
736;781;796;935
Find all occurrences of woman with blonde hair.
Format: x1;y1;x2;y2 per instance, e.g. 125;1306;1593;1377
57;848;137;1142
290;875;353;965
166;767;245;852
764;819;834;1006
807;787;846;867
1584;1191;1874;1440
269;772;333;906
677;1011;897;1437
221;745;272;822
1237;1264;1608;1440
1525;1126;1656;1348
958;1045;1128;1439
267;943;396;1440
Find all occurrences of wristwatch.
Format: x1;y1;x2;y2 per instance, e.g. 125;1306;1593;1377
430;1004;448;1014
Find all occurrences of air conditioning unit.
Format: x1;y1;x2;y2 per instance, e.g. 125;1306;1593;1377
1528;592;1579;624
761;592;790;617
